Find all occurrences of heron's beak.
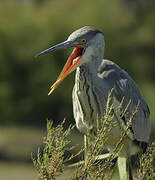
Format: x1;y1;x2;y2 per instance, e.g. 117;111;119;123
37;40;84;95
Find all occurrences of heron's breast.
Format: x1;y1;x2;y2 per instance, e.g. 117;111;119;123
72;80;106;133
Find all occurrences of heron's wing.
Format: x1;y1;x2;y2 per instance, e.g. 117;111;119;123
98;59;150;142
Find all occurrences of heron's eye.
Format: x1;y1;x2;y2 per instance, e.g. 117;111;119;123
81;39;86;43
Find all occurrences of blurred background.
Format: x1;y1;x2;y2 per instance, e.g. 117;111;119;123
0;0;155;179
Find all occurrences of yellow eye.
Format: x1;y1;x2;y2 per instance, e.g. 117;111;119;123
81;39;86;43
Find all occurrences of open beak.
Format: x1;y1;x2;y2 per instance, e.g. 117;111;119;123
36;40;84;95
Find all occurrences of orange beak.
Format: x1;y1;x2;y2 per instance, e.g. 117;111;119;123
37;40;84;95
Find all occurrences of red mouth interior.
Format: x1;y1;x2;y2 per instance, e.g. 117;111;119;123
48;47;84;95
65;47;84;73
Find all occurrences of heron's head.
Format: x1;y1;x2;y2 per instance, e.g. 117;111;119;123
37;26;104;95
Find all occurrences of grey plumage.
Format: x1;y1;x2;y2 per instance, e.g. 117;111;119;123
73;59;150;148
71;27;150;149
98;60;150;142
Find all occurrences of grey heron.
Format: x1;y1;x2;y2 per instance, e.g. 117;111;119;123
37;26;151;179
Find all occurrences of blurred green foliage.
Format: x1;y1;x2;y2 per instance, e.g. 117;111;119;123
0;0;155;136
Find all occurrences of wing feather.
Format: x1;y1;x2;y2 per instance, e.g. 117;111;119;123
98;59;151;142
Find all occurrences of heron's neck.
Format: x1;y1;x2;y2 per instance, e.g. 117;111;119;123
81;57;101;74
80;46;104;75
75;55;102;85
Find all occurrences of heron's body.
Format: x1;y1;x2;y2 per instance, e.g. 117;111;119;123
73;59;150;156
37;26;151;179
